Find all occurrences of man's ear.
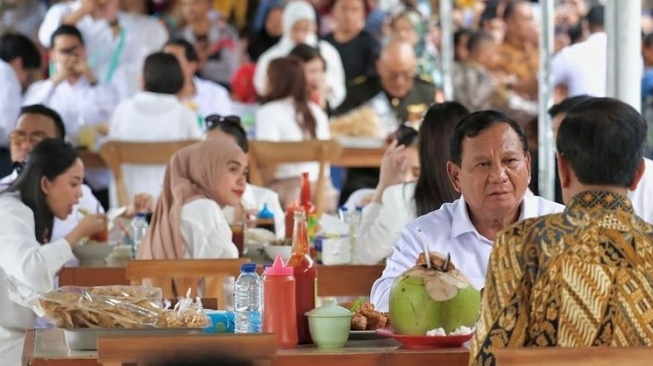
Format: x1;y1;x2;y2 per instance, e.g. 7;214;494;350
447;161;462;193
628;158;646;191
557;153;570;189
524;150;531;184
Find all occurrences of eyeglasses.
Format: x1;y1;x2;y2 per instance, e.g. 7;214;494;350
10;130;49;147
205;114;242;131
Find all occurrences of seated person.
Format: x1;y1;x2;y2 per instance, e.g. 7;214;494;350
550;95;653;223
137;138;247;259
470;98;653;365
369;110;564;311
355;102;469;264
204;114;285;238
0;140;107;364
108;52;203;208
0;104;151;242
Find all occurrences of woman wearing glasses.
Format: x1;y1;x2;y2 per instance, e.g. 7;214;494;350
0;139;107;365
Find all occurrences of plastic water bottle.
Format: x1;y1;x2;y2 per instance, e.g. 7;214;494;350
130;213;149;258
234;263;262;333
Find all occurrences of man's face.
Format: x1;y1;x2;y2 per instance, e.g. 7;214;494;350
10;113;60;163
51;34;86;74
333;0;365;35
377;51;417;98
506;3;534;41
163;44;196;79
447;123;531;222
180;0;210;23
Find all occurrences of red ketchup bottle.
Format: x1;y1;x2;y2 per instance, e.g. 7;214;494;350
286;211;317;344
263;255;298;348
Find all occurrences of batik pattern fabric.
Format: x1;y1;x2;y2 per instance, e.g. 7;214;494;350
470;191;653;366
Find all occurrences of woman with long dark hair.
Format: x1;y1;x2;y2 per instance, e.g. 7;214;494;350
355;102;469;265
0;139;106;364
255;56;333;209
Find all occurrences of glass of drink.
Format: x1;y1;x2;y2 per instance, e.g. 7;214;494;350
230;222;245;257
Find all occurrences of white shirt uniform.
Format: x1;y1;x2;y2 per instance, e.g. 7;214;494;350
0;60;23;147
628;157;653;224
22;77;119;146
356;182;417;265
107;91;202;208
0;170;102;242
552;32;607;97
370;194;564;312
0;193;76;365
183;76;234;121
254;97;330;181
222;183;286;239
182;198;239;259
38;1;166;100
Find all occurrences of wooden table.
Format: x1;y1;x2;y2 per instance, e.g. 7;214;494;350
79;147;384;170
24;329;470;366
58;264;385;298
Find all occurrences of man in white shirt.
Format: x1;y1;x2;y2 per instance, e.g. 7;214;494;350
38;0;147;99
552;5;606;98
163;38;234;123
24;25;119;148
370;111;564;311
550;96;653;224
0;33;41;177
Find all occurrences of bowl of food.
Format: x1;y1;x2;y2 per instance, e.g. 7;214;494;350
263;241;292;263
72;242;113;266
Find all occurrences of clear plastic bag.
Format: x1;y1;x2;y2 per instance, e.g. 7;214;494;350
6;276;210;329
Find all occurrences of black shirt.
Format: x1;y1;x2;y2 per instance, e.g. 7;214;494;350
323;30;380;84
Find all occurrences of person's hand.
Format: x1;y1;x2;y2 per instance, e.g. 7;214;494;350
124;193;154;218
72;57;98;84
66;213;108;246
372;140;407;204
79;0;97;15
51;59;75;85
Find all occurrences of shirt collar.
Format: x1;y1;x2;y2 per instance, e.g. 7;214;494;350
450;194;536;242
565;190;634;219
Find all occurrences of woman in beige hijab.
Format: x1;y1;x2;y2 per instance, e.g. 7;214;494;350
137;138;248;259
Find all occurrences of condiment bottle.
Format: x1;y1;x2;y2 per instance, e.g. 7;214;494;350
284;201;304;239
286;211;317;344
256;203;276;234
299;172;315;214
263;255;298;348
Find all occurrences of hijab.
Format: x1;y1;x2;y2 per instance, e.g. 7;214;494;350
137;138;245;260
276;0;319;54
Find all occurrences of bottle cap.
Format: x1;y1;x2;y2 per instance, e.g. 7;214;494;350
240;263;257;273
264;255;293;276
257;203;274;219
135;212;148;218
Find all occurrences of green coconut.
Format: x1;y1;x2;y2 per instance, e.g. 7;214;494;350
389;252;481;335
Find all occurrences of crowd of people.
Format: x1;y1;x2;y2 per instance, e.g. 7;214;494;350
3;1;653;366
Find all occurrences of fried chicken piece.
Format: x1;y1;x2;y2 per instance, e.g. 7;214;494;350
351;313;368;330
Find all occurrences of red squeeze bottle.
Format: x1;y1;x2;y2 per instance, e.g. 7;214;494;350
286;211;317;344
263;255;298;348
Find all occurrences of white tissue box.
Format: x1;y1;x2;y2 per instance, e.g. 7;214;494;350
315;235;351;265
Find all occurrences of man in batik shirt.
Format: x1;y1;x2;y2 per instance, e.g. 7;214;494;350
470;97;653;366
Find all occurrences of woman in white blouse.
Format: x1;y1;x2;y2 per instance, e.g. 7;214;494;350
255;56;334;209
0;140;106;365
137;138;247;260
253;0;346;109
355;102;469;264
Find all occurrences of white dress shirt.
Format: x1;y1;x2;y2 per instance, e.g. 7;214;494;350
183;76;234;120
38;2;142;94
0;193;76;365
0;60;22;147
222;183;286;239
356;182;416;265
629;157;653;224
254;97;330;181
552;32;607;97
107;91;202;208
181;198;239;259
370;194;564;311
0;170;103;243
22;77;119;145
